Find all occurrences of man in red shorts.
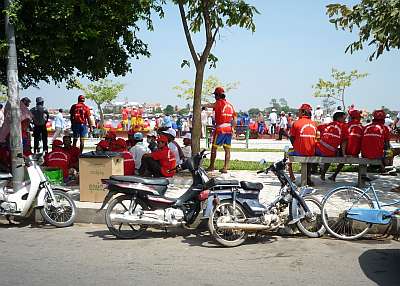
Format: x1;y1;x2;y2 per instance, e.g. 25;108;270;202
203;87;237;173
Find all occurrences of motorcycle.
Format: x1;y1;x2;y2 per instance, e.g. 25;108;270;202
0;153;76;227
207;158;325;247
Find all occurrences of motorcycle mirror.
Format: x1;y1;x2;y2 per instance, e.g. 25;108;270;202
283;145;290;153
259;159;267;164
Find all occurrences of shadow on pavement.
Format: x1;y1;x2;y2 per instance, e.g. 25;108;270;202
359;249;400;286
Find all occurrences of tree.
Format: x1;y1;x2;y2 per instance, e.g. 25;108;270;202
173;0;258;152
154;107;163;114
248;108;261;118
313;68;368;110
322;97;336;116
0;0;164;88
326;1;400;61
70;79;124;128
173;75;239;103
163;104;175;115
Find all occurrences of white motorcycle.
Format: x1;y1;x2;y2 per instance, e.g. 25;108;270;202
0;153;76;227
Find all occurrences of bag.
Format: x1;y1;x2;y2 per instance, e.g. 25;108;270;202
73;103;86;124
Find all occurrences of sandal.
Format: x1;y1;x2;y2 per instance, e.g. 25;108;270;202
219;169;228;174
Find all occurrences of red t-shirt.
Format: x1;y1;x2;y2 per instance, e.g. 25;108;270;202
346;121;363;156
214;99;235;134
317;121;349;157
361;123;390;159
70;102;90;125
122;109;129;120
121;151;135;175
291;116;317;156
45;148;70;178
151;146;176;177
131;109;138;118
63;146;81;168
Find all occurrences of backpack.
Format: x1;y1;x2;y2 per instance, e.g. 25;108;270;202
73;103;86;124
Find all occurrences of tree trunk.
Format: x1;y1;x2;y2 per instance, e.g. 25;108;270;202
191;63;206;154
97;103;104;129
5;0;24;188
341;88;346;111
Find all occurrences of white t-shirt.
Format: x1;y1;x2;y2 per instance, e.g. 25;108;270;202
182;145;192;159
168;142;182;165
385;117;394;126
279;116;288;129
314;109;323;121
269;112;278;124
129;142;149;170
201;110;208;124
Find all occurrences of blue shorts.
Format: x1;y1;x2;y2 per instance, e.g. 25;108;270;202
213;133;232;148
72;123;88;138
288;151;301;156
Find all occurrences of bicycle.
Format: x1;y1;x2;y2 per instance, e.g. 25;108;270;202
321;181;400;240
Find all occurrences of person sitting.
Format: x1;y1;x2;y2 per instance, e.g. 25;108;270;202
288;103;317;185
44;140;70;180
96;140;110;152
182;133;192;159
104;130;117;145
63;135;81;170
162;128;184;165
129;132;149;175
361;110;390;160
328;110;363;181
146;131;158;152
110;138;135;176
139;134;176;178
316;110;349;181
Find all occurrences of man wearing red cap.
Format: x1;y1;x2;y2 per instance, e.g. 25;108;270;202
361;110;390;159
328;109;363;181
63;135;81;170
104;130;117;145
111;138;135;175
44;140;70;180
203;87;237;173
139;134;176;177
69;95;92;152
288;103;317;184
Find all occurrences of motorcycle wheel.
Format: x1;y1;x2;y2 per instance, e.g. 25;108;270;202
40;190;76;227
208;200;248;247
105;195;148;239
295;196;325;238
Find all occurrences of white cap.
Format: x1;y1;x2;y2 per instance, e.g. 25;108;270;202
162;128;176;138
317;105;321;108
386;114;390;118
147;131;157;137
183;133;191;140
272;108;277;112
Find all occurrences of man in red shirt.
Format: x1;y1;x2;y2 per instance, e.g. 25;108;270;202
110;138;135;175
69;95;92;152
96;140;110;151
104;130;117;145
44;140;70;180
139;134;176;177
288;103;317;184
361;109;390;159
62;135;81;170
328;109;363;181
317;110;349;180
203;87;237;173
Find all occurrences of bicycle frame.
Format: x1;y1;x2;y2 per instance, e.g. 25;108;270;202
354;183;400;211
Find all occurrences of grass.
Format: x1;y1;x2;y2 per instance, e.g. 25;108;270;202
226;148;283;153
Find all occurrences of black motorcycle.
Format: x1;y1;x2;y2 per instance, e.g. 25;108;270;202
207;158;325;247
99;150;216;239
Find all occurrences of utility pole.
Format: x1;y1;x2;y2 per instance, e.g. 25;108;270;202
5;0;24;188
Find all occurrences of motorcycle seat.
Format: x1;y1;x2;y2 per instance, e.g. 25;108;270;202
204;178;240;189
0;173;12;180
240;181;263;191
110;175;169;186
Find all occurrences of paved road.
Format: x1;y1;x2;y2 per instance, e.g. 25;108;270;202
0;223;399;286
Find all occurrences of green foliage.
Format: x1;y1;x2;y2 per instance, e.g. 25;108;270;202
0;84;7;102
173;75;239;103
70;79;124;106
154;107;163;114
0;0;165;88
327;1;400;60
313;68;368;110
248;108;261;118
163;104;175;115
178;107;190;116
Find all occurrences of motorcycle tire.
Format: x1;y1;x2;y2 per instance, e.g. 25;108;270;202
208;200;248;247
105;195;148;239
40;190;77;227
295;196;325;238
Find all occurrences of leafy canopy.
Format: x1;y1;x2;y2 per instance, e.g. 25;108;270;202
0;0;164;88
327;0;400;60
173;75;239;103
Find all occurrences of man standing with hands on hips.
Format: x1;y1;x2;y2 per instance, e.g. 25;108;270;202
203;87;237;174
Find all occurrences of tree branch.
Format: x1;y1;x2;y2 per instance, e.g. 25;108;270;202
178;2;199;65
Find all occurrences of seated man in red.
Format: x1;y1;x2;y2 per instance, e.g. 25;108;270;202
288;103;317;185
63;135;80;170
104;130;117;146
316;110;349;181
329;109;363;181
139;134;176;178
96;140;110;151
125;130;136;149
110;138;135;175
361;110;390;160
44;139;70;180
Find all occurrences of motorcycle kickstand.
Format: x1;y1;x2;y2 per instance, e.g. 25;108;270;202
5;215;14;225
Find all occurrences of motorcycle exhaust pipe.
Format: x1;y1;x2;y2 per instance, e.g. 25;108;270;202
216;222;270;231
110;213;167;225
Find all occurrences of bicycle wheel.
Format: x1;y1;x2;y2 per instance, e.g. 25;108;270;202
322;187;374;240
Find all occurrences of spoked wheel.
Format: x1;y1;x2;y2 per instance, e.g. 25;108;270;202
295;196;325;238
105;195;148;239
322;187;374;240
40;190;76;227
208;201;248;247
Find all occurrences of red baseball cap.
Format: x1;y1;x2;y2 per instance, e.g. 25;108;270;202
348;109;362;119
372;109;386;120
299;103;312;111
52;139;63;147
97;140;110;150
213;87;225;95
157;134;169;143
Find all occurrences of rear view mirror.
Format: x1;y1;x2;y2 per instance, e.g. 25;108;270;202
259;159;267;164
283;146;290;153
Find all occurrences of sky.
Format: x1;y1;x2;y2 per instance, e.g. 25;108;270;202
24;0;400;112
